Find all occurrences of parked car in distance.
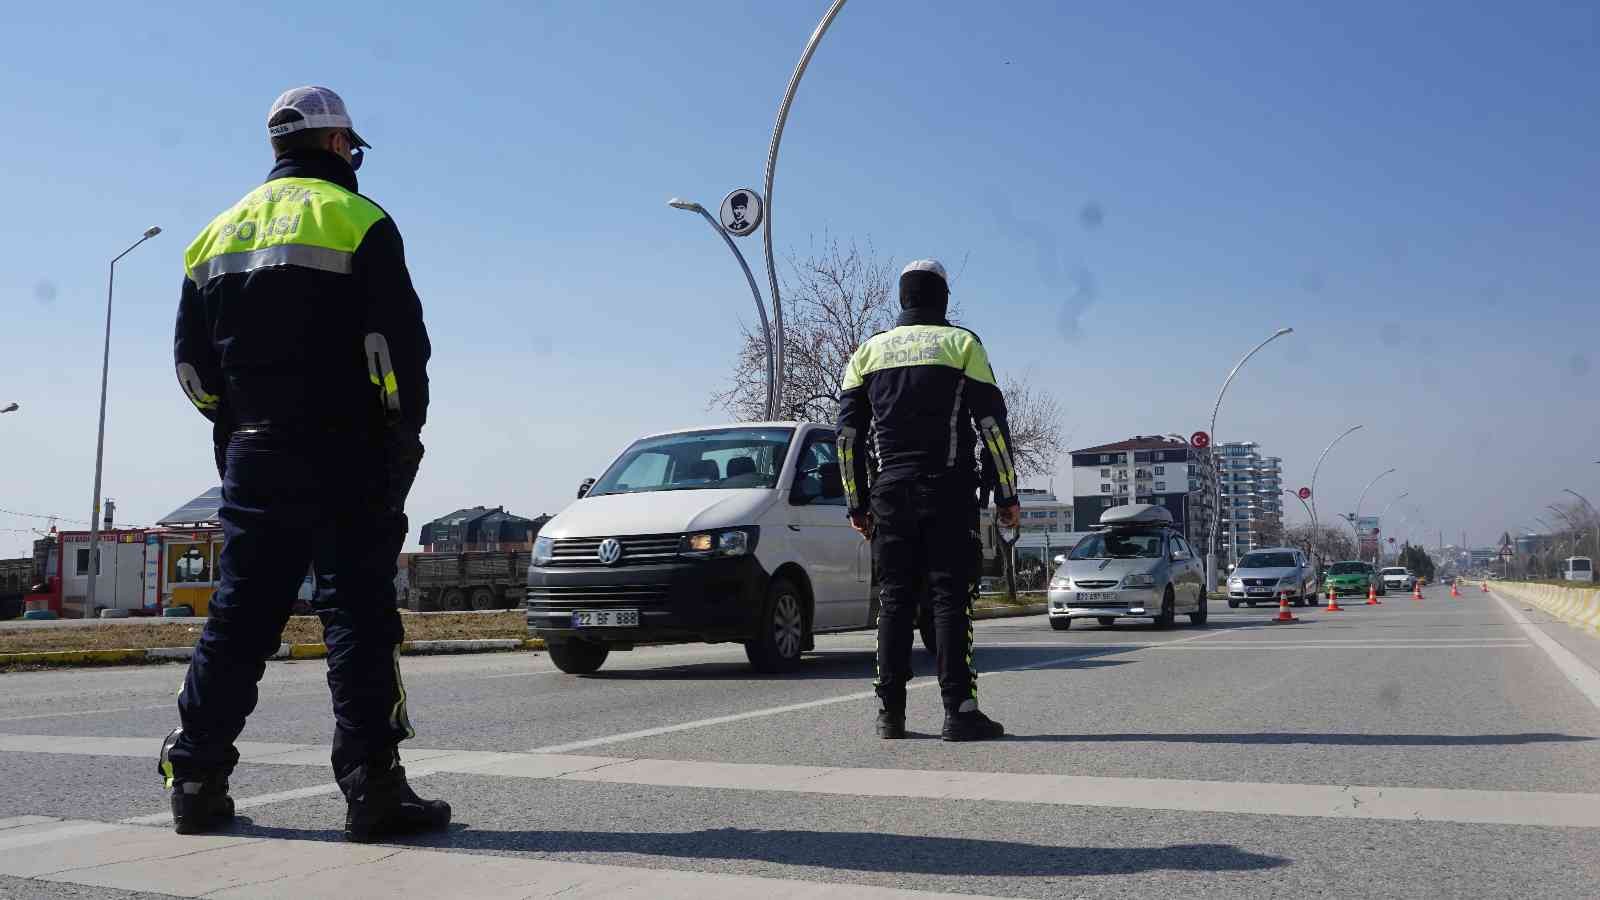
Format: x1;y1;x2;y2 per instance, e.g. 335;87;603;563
1046;503;1207;630
1380;567;1416;592
1227;548;1316;608
1324;560;1384;596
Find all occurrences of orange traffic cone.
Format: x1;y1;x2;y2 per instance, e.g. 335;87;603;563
1480;581;1489;593
1366;583;1381;606
1450;581;1461;598
1325;586;1344;612
1412;581;1423;601
1272;591;1299;623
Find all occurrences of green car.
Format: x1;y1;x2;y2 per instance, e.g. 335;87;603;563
1324;561;1385;596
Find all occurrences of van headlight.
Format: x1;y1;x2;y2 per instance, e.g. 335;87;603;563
680;527;758;559
1122;573;1156;588
532;536;554;566
1049;577;1070;590
1228;577;1243;588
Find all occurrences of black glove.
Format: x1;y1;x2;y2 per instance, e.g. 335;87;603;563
381;428;425;515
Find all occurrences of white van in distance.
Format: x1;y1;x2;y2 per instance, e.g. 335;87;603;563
526;423;878;674
1562;556;1594;583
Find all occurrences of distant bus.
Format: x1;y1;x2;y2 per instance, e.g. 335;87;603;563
1562;557;1593;583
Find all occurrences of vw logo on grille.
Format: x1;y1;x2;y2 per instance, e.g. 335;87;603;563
596;538;623;565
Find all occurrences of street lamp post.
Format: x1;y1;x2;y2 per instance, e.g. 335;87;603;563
83;226;161;619
1205;327;1293;590
1376;491;1409;565
1350;467;1397;553
1;403;17;415
762;0;849;414
1307;424;1363;572
668;199;775;420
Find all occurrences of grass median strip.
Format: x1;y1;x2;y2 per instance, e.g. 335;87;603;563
0;611;538;670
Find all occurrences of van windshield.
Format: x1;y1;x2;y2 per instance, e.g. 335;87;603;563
1572;559;1593;573
1239;552;1296;569
588;427;794;497
1069;529;1164;560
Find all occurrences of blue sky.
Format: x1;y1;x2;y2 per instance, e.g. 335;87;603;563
1;1;1596;555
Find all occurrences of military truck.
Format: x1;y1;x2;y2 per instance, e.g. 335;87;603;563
401;550;531;611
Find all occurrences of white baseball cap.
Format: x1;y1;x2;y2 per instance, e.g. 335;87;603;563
267;86;371;148
901;259;948;283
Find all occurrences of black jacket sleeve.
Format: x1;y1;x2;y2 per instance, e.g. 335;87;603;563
962;340;1020;509
173;276;224;424
835;349;873;515
353;216;432;432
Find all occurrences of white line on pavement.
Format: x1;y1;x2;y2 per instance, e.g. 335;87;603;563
528;627;1230;754
1488;589;1600;713
11;735;1600;831
0;704;171;723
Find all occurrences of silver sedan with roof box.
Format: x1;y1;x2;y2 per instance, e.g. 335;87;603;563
1046;504;1207;630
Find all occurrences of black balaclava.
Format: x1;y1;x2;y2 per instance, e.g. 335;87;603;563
897;263;950;326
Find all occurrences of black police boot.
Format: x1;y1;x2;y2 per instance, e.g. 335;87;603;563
339;753;451;843
942;701;1005;742
159;728;235;835
876;707;907;740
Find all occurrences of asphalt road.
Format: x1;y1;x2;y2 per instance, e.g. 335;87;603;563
3;583;1600;898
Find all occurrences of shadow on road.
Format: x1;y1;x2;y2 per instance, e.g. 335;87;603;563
1001;731;1595;747
229;822;1289;877
586;645;1135;682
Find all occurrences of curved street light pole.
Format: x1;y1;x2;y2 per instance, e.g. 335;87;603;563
1352;467;1397;536
1;403;17;415
1205;327;1293;589
762;0;849;416
669;199;774;419
1307;423;1363;571
1376;491;1409;565
84;225;161;619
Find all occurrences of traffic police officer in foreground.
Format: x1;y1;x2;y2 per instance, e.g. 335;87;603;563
837;260;1022;741
161;86;446;841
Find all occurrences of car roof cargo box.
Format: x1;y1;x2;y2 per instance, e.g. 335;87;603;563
1097;503;1174;528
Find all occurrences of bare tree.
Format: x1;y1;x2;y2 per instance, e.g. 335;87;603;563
1284;524;1355;566
714;236;1065;479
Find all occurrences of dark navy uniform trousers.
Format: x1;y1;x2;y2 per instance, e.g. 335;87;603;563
168;427;415;780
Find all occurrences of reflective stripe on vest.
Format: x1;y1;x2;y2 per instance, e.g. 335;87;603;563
184;177;386;285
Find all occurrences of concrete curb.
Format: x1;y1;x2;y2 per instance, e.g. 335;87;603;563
1492;581;1600;636
0;608;1045;669
0;638;547;669
973;603;1047;620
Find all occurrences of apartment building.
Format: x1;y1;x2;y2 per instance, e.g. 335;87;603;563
1215;441;1284;561
1068;436;1210;544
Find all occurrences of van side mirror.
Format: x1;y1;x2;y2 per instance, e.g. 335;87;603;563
1053;555;1066;566
818;463;844;499
577;477;596;499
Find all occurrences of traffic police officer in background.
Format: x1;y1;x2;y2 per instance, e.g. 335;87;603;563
837;260;1022;742
161;86;447;842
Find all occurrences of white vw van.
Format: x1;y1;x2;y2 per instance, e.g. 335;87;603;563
527;422;878;674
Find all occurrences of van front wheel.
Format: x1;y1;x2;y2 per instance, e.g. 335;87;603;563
746;577;806;673
547;639;609;675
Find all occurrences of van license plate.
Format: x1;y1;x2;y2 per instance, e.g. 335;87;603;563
572;609;638;628
1076;592;1117;603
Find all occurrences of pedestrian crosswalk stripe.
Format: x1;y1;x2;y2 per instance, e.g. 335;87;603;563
4;732;1598;829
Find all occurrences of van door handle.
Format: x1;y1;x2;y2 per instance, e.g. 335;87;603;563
788;524;802;532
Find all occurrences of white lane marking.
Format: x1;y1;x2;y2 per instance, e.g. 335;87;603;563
4;822;999;900
0;704;171;723
527;629;1229;755
19;736;1600;831
1489;589;1600;713
1158;640;1529;646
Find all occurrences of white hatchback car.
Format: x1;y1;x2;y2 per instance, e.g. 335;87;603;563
1380;567;1416;592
